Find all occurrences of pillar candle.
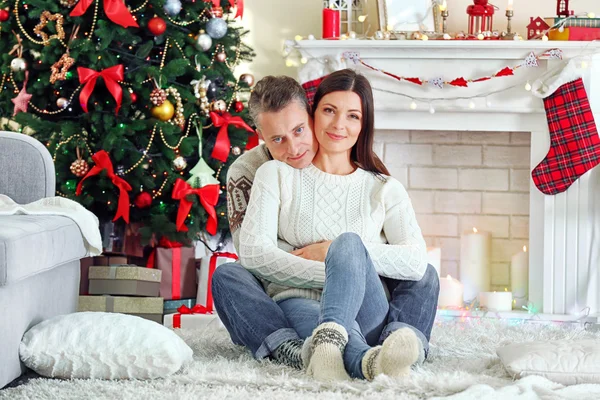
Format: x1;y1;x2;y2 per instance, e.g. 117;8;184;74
460;227;491;302
427;247;442;277
511;245;529;309
438;275;464;308
322;8;340;39
479;291;513;312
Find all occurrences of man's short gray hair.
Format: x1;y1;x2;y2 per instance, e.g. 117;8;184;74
248;76;310;130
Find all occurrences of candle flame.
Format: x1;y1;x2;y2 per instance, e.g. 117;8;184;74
439;0;447;12
507;0;513;11
504;288;508;292
473;227;478;233
446;274;452;280
523;245;527;252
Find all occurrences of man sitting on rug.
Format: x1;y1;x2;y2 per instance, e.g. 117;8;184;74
211;75;440;377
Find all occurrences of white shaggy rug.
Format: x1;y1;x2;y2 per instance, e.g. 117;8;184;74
3;319;600;400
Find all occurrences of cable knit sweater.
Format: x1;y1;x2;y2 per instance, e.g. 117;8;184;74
238;160;428;302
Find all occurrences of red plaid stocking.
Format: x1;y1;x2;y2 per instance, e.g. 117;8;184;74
301;75;327;108
531;77;600;195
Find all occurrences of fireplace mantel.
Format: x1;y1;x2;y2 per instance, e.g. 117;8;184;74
294;40;600;316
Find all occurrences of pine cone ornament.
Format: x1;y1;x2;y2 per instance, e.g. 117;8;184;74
70;159;89;177
150;88;167;106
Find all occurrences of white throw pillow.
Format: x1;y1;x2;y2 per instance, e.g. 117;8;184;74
20;312;193;380
497;340;600;385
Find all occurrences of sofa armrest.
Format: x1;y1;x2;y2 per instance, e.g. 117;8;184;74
0;131;55;204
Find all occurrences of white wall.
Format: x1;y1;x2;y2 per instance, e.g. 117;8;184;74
238;0;599;79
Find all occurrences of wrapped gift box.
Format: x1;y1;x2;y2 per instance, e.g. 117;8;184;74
88;265;162;297
164;312;223;330
79;257;94;295
78;295;163;323
93;254;128;266
124;223;145;258
164;298;196;314
150;245;197;300
196;252;238;311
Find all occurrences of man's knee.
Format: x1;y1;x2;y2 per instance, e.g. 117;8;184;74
211;262;247;288
329;232;364;256
421;264;440;292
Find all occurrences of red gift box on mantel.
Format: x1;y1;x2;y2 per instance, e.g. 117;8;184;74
147;239;197;300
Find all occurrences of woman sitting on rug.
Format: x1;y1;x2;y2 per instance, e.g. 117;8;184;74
238;69;433;381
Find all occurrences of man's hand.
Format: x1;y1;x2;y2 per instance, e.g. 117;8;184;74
291;241;332;262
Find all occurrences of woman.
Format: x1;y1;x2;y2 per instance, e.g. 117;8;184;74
238;69;429;381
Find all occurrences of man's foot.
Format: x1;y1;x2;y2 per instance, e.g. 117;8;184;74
306;322;351;382
361;328;421;380
273;339;304;370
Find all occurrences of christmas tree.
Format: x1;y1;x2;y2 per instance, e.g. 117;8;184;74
0;0;256;244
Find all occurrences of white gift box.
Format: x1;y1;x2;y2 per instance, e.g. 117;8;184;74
163;312;223;329
196;253;238;308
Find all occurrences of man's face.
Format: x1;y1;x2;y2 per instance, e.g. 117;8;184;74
256;101;318;169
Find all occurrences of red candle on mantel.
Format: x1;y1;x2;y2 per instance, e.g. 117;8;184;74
322;8;340;39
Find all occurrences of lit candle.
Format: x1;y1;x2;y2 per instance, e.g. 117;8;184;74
460;227;492;302
507;0;513;11
322;7;340;39
438;275;464;308
511;245;529;309
439;0;447;12
479;290;513;312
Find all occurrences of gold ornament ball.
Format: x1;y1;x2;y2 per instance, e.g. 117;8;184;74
216;52;227;62
151;99;175;121
56;97;70;109
70;159;89;177
210;99;227;113
232;146;241;156
240;73;255;87
172;156;187;171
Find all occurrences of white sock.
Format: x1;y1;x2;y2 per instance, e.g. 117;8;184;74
361;328;421;380
306;322;351;382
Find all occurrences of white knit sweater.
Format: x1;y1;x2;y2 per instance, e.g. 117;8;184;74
239;160;428;302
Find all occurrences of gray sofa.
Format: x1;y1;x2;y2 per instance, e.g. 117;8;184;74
0;131;88;388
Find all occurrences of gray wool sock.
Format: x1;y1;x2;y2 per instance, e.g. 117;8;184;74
272;339;304;370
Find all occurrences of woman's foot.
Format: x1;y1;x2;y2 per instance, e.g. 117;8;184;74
305;322;351;382
361;328;421;380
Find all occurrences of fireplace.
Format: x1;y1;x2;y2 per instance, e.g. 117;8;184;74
294;40;600;316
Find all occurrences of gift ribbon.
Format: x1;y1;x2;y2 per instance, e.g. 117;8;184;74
76;150;132;223
202;252;238;314
210;111;255;162
70;0;139;28
209;0;243;18
172;304;210;328
172;178;220;235
78;65;124;115
146;238;185;300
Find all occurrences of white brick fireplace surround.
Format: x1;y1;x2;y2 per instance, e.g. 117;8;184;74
295;41;600;316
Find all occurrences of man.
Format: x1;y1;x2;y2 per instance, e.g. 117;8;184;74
212;75;439;377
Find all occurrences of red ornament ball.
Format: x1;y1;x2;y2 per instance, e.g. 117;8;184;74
0;9;9;22
134;192;153;209
234;101;244;113
148;17;167;36
130;92;137;103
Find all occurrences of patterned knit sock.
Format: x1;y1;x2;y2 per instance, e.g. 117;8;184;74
272;339;304;370
362;328;421;380
306;322;351;382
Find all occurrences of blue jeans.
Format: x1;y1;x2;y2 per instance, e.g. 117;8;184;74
212;235;440;376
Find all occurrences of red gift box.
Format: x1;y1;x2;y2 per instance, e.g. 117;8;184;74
147;239;197;300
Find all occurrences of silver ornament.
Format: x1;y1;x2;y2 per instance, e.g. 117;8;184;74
240;73;255;87
374;30;385;40
206;17;228;39
195;32;213;51
56;97;70;109
163;0;182;16
232;147;241;156
10;58;27;72
172;156;187;171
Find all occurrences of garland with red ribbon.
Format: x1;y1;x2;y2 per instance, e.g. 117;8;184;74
347;48;564;89
70;0;139;28
77;65;124;114
172;178;220;235
76;150;132;223
210;111;255;162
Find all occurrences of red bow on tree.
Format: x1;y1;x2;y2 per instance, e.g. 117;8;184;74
70;0;139;28
76;150;132;223
172;179;220;234
78;65;124;115
209;0;244;18
210;111;255;162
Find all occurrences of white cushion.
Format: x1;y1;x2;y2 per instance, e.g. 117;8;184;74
20;312;193;380
497;340;600;385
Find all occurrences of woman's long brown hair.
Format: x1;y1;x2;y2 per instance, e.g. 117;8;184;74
311;69;390;176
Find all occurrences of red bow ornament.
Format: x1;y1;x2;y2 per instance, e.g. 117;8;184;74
172;179;220;234
209;0;244;18
78;65;124;115
70;0;139;28
76;150;132;223
210;111;255;162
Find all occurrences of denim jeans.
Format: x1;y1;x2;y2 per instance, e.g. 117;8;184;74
212;235;440;377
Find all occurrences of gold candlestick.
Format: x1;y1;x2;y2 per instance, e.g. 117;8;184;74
506;9;514;34
442;10;449;34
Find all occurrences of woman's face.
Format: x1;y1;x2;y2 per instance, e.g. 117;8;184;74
313;90;363;156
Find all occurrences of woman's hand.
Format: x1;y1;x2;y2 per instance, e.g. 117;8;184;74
291;241;332;262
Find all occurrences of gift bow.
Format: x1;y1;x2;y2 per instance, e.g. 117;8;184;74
172;304;211;328
210;0;244;18
70;0;139;28
76;150;132;223
210;111;255;162
78;65;124;115
172;179;220;235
